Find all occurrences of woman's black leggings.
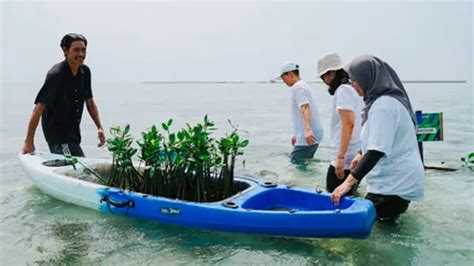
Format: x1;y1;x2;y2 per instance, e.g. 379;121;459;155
366;193;410;222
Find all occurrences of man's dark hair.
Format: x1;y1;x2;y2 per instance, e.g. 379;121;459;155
60;33;87;49
328;69;350;95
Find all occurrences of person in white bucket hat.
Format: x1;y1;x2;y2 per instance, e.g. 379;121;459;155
276;62;324;164
317;52;364;194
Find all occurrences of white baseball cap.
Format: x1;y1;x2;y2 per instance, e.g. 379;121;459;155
275;61;299;79
317;52;344;77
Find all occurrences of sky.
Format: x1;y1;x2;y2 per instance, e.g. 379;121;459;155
1;1;472;83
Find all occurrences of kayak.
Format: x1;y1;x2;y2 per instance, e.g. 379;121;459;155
19;151;376;238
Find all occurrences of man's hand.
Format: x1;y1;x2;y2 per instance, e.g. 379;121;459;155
97;128;106;147
350;153;362;171
335;157;345;179
22;140;35;154
304;128;316;145
291;136;296;146
331;175;357;206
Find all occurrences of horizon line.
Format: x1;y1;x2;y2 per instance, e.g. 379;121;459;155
142;80;467;84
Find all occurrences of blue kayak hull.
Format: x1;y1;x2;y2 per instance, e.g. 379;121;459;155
98;177;376;239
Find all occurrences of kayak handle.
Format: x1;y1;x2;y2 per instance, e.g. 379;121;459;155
100;195;135;208
222;201;239;209
261;181;277;188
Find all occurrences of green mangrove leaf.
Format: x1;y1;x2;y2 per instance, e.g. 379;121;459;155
240;140;250;148
232;134;239;144
177;131;184;141
169;133;176;143
469;152;474;163
124;124;130;136
109;125;120;135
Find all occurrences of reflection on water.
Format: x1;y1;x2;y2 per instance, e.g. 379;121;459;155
36;221;91;264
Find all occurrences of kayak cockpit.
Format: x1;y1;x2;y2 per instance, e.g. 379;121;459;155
241;188;354;212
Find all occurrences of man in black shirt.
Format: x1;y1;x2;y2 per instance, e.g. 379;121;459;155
21;33;105;156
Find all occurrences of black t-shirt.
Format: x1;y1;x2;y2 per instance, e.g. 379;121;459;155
34;60;93;145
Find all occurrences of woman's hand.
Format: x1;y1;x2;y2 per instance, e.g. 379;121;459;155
331;175;358;206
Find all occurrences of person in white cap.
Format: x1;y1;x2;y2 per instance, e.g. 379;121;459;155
277;62;324;164
317;52;364;194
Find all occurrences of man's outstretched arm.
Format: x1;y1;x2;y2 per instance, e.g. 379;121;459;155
22;103;46;154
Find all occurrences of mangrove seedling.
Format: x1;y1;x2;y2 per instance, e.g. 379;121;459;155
106;125;142;191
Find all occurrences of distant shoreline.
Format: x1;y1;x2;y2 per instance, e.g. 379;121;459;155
142;80;467;84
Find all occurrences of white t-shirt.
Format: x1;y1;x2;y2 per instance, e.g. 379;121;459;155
330;84;364;169
361;96;424;201
291;80;324;146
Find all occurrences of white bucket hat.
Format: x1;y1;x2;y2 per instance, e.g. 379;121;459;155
317;52;344;77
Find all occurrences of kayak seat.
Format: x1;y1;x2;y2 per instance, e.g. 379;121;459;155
42;159;73;167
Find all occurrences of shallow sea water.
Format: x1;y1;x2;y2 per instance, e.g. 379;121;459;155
1;81;473;265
